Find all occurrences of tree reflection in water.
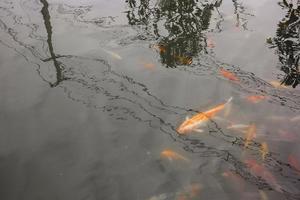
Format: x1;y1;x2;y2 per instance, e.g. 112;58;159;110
126;0;221;67
267;0;300;88
125;0;253;67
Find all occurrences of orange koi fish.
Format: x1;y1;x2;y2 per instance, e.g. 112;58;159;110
246;95;268;103
176;183;201;200
151;44;166;53
177;97;233;134
220;68;239;82
260;142;269;160
244;123;257;148
259;190;268;200
160;149;189;162
245;159;282;192
288;155;300;173
139;60;155;69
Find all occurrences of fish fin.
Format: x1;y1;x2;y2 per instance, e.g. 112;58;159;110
226;97;233;104
194;129;204;133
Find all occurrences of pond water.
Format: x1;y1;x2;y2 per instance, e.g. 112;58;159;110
0;0;300;200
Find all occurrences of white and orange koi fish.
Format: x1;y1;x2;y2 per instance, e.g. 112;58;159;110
177;97;233;134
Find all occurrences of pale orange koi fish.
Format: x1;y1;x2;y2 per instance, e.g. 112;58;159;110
139;60;155;69
246;95;268;103
290;115;300;122
227;124;250;130
177;97;233;134
244;123;256;148
245;159;282;192
160;149;189;162
102;49;122;60
207;37;215;48
176;183;201;200
259;190;268;200
269;81;287;89
220;68;239;82
278;130;298;142
288;155;300;174
260;142;269;160
222;170;245;191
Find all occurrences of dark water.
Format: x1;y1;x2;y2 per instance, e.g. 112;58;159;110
0;0;300;199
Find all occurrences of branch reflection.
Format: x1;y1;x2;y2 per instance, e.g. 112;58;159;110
267;1;300;88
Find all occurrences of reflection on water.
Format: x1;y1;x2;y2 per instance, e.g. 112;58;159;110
268;0;300;88
0;0;300;199
40;0;67;87
126;0;252;67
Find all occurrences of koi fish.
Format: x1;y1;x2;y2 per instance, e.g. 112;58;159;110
269;81;287;89
148;193;168;200
222;171;245;191
176;183;201;200
139;60;155;69
160;149;189;162
259;190;268;200
227;124;250;130
278;130;298;142
174;55;193;65
177;97;233;134
246;95;268;103
151;44;166;53
288;155;300;173
102;49;122;60
245;159;282;192
290;115;300;122
244;123;257;148
220;68;239;82
260;142;269;160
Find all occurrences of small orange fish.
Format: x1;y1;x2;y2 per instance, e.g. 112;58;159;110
222;171;245;191
139;60;155;69
260;142;269;160
151;44;166;53
288;155;300;173
244;123;256;148
176;183;201;200
246;95;268;103
220;68;239;82
160;149;189;162
177;97;233;134
245;159;281;192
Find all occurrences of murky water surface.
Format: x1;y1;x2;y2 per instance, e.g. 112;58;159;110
1;0;300;199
